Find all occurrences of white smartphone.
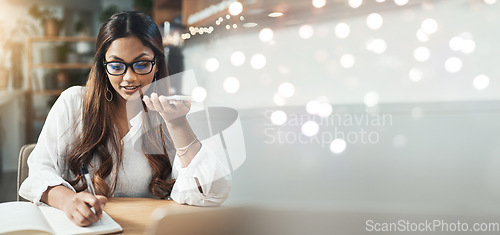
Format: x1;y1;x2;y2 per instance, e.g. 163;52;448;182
164;95;193;101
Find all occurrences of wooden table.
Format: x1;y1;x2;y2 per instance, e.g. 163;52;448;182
104;197;205;234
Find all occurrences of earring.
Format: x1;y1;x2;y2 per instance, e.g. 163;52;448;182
105;85;113;102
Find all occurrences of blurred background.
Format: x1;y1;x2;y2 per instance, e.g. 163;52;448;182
1;0;500;221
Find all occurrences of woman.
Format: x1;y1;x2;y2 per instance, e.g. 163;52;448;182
19;11;231;227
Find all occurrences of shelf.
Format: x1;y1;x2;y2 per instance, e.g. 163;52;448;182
31;63;93;69
28;36;96;43
26;36;96;143
32;89;64;96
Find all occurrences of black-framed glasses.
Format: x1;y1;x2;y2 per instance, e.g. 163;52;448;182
103;57;156;76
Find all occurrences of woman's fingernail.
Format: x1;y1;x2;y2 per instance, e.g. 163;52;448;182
159;96;167;103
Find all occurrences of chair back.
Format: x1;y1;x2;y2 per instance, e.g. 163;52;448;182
17;144;36;201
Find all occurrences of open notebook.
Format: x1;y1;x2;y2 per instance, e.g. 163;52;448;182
0;201;122;235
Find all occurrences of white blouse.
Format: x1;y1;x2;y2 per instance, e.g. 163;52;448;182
19;86;231;206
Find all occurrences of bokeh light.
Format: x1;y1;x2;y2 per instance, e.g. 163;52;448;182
318;103;333;117
268;12;284;17
421;18;438;35
366;38;387;54
250;54;267;69
205;58;219;72
461;39;476;54
335;23;350;39
473;74;490;90
364;91;380;107
223;77;240;93
228;1;243;15
312;0;327;8
298;24;314;39
366;13;383;30
278;82;295;98
259;28;274;42
394;0;409;6
449;33;476;54
306;100;321;114
409;68;423;82
444;57;462;73
340;54;355;69
416;29;430;42
348;0;363;8
449;36;464;51
330;139;347;154
243;22;258;28
192;86;207;102
230;51;246;67
414;47;430;62
302;121;319;137
270;110;287;126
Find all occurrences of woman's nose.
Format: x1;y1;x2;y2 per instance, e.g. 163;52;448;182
123;67;138;82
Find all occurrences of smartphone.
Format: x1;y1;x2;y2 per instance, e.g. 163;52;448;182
164;95;193;101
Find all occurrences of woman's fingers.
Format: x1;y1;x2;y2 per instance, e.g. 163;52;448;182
182;100;191;109
174;100;190;114
80;193;102;220
88;195;107;218
150;93;166;113
76;203;99;223
142;94;192;122
71;211;94;227
74;192;107;226
159;96;175;112
96;195;107;208
160;97;190;118
142;96;155;111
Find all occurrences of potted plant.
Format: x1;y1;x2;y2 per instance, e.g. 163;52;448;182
28;4;63;37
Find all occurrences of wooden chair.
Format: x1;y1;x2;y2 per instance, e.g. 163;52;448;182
17;144;36;201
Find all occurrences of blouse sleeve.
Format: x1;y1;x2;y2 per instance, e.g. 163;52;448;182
170;144;232;206
19;87;82;204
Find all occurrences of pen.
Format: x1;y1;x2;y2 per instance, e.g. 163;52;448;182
81;164;101;223
81;164;96;196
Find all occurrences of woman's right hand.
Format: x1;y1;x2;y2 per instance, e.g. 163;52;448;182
61;192;107;227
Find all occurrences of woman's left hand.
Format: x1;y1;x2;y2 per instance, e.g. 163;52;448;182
142;93;191;123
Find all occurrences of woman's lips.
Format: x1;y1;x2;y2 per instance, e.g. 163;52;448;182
122;85;140;94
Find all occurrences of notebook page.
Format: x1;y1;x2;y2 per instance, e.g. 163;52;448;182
0;202;54;234
39;205;122;235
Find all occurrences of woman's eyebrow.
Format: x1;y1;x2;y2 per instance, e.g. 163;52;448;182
108;53;151;62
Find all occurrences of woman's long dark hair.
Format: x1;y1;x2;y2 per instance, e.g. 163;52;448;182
66;11;175;198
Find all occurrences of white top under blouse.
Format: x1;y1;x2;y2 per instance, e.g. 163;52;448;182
19;86;231;206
